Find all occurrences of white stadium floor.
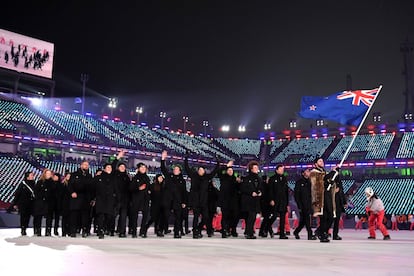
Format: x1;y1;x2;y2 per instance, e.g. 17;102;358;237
1;228;413;275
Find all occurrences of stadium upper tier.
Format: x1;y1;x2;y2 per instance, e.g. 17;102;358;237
1;99;414;163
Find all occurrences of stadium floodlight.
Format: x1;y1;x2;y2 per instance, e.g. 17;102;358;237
373;112;382;122
160;111;166;128
404;113;413;121
136;106;143;114
316;119;324;126
108;98;117;109
136;106;143;124
202;120;209;136
222;125;230;132
238;125;246;132
183;116;189;133
108;98;117;118
289;119;297;128
264;123;271;130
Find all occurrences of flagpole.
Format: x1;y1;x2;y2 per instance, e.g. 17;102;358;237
330;85;383;181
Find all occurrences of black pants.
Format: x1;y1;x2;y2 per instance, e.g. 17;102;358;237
129;205;149;235
116;205;128;234
333;210;342;237
163;206;183;235
294;210;313;237
319;213;334;238
272;210;287;236
97;213;114;233
61;209;70;235
244;211;257;236
47;207;61;230
19;207;32;230
259;205;273;235
33;214;46;233
193;205;213;234
70;209;90;235
222;207;238;233
181;207;189;233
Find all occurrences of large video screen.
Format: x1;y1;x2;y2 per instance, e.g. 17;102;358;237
0;28;54;79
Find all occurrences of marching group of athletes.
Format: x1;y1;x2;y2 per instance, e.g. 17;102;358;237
11;150;390;242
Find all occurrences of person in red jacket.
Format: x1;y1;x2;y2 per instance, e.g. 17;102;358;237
365;187;390;240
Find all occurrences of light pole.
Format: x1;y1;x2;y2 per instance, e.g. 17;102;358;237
238;125;246;133
203;120;209;137
80;73;89;115
136;106;143;124
183;116;189;133
264;123;271;131
160;111;166;129
108;98;117;119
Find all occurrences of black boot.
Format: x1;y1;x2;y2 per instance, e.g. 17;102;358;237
193;229;202;239
21;228;27;236
35;228;42;236
98;230;105;239
54;228;59;236
45;228;52;236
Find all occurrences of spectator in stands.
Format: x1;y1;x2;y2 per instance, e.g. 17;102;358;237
240;160;263;239
310;157;338;243
409;215;414;231
184;154;220;239
365;187;390;240
33;169;54;236
333;175;347;240
217;160;242;238
269;165;289;239
146;174;166;237
68;161;94;238
160;150;188;239
112;150;131;238
293;168;317;240
129;161;151;238
12;171;35;236
94;163;117;239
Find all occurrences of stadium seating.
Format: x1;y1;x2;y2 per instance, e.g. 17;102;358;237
328;133;394;161
272;137;334;163
102;121;161;151
396;132;414;159
269;140;285;156
215;138;261;157
341;179;355;194
0;100;63;136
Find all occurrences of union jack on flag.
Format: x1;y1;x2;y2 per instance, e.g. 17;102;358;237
336;88;379;107
298;87;381;126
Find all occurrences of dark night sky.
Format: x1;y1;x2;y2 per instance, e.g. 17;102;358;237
2;1;414;136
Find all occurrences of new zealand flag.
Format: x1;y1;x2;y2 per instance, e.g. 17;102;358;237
298;88;380;126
